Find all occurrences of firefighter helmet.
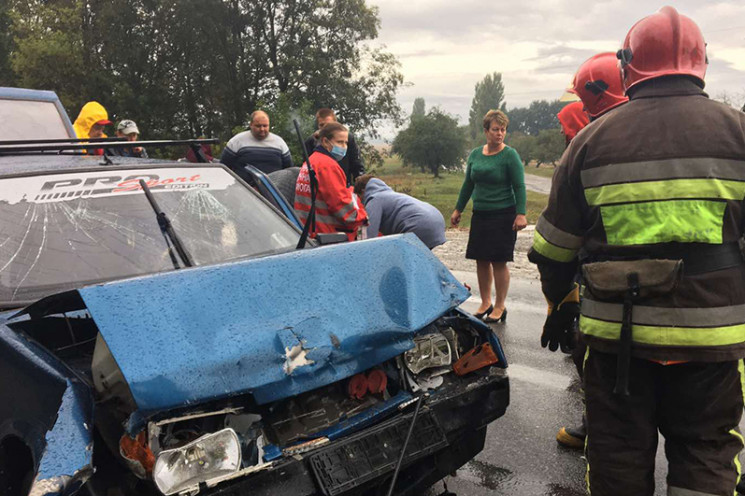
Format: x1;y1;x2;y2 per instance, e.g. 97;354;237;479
618;6;707;92
557;102;590;144
570;52;629;118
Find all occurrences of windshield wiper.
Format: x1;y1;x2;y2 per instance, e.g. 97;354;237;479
138;179;194;268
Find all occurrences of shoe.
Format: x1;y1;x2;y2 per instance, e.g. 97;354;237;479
484;308;507;323
556;424;586;450
473;305;493;320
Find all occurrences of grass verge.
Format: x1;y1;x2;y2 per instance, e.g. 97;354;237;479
371;157;548;229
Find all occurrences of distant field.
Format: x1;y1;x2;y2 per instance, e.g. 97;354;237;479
371;156;548;229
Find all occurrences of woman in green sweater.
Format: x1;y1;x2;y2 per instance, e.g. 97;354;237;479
451;110;527;323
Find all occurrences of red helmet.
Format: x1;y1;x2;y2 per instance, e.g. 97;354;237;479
618;6;707;92
557;102;590;144
570;52;629;118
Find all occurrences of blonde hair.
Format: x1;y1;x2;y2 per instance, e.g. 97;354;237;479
483;109;509;131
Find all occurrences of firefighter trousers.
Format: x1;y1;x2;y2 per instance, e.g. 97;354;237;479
584;350;744;496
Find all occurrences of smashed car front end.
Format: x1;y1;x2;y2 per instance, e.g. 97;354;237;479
6;234;508;496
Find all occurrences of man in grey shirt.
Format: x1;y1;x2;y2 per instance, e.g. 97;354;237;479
355;175;446;249
221;110;293;178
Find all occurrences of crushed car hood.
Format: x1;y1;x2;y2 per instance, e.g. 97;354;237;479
77;234;469;413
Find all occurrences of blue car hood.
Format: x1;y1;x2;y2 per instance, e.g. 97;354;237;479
78;234;469;413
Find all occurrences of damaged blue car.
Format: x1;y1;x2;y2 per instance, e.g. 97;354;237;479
0;92;509;496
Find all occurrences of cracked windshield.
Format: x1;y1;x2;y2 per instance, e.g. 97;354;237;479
0;167;298;305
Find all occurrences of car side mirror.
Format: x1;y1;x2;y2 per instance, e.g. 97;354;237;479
315;233;348;246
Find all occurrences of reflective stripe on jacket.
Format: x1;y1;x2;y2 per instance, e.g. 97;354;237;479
529;78;745;362
294;148;368;237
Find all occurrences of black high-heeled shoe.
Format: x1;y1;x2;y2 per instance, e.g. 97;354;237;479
484;308;507;323
473;305;493;320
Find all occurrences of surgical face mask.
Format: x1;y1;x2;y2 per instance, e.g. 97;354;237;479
330;145;347;161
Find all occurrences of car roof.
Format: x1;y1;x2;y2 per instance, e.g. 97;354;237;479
0;154;222;177
0;87;76;139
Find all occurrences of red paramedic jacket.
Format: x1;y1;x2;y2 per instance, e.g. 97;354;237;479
294;148;368;239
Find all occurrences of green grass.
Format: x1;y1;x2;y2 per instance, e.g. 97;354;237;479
371;157;548;229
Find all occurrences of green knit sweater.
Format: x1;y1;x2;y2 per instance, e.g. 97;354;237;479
455;145;526;214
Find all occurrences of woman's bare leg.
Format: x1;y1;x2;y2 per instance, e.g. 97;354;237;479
476;259;494;313
490;262;510;318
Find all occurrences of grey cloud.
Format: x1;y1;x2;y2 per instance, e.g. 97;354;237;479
526;45;600;74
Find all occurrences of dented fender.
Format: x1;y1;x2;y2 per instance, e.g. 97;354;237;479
0;324;93;496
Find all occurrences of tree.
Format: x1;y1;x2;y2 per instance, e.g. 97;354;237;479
468;73;506;141
507;131;535;166
392;108;467;177
508;129;564;167
411;98;425;119
0;1;15;86
6;0;404;152
9;0;94;113
534;129;565;166
507;100;565;136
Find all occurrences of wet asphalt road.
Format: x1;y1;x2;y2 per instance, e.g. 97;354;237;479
423;270;676;496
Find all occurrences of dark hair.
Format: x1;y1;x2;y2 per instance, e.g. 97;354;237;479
316;108;336;120
318;122;347;142
354;174;375;198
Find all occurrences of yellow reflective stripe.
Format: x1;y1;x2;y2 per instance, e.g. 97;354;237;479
585;178;745;206
600;199;725;245
734;360;745;491
581;299;745;328
532;231;578;262
580;316;745;347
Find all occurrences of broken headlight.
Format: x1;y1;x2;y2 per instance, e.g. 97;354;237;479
153;428;242;495
404;333;452;374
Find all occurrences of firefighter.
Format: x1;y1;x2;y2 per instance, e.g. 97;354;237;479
557;102;589;146
529;7;745;495
554;51;629;451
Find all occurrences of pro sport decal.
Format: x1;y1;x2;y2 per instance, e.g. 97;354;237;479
0;168;235;205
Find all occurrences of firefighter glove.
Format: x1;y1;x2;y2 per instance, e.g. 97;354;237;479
541;284;580;353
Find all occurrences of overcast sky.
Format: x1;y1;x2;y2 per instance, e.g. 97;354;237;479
367;1;745;133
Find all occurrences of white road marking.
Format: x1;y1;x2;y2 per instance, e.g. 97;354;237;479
504;363;573;390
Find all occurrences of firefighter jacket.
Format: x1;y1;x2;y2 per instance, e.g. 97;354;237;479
528;77;745;362
294;147;368;237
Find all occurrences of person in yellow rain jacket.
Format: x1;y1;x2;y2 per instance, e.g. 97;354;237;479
73;102;112;155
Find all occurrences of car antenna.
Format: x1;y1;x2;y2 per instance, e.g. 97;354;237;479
294;119;317;249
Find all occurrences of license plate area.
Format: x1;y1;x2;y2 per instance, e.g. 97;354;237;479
309;409;447;496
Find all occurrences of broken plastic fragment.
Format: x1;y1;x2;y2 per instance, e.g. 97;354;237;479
283;342;315;374
29;476;72;496
453;343;498;376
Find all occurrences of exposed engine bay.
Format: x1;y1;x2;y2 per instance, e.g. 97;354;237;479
10;307;502;496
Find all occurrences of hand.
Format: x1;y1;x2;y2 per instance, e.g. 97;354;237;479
450;210;461;227
541;284;579;353
513;214;527;231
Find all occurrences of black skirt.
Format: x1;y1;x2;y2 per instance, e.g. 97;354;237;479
465;206;517;262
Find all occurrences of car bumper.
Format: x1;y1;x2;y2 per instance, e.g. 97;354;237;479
205;370;510;496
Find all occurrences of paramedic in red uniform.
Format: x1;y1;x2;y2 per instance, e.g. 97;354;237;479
294;122;368;239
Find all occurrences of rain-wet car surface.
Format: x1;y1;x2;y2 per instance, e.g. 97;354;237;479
0;89;510;496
